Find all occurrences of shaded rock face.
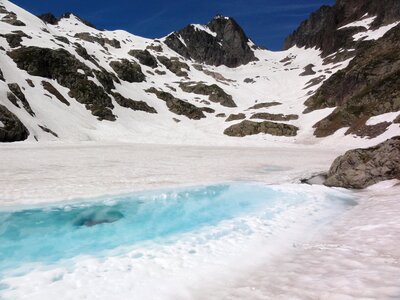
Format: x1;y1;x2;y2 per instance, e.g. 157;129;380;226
75;33;121;49
0;5;25;26
111;92;157;114
305;25;400;138
164;16;257;68
146;88;206;120
7;83;35;116
224;120;298;137
250;113;299;122
109;59;146;83
128;49;158;68
284;0;400;57
9;46;116;121
225;113;245;122
247;102;281;110
38;13;58;25
157;56;189;77
325;136;400;189
1;31;31;48
41;81;70;106
179;82;236;107
0;104;29;142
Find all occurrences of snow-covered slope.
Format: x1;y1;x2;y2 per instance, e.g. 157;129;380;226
0;0;399;147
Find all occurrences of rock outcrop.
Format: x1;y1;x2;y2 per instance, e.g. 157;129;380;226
325;136;400;188
284;0;400;57
179;82;236;107
109;59;146;83
305;24;400;138
164;16;257;68
0;104;29;142
224;120;298;137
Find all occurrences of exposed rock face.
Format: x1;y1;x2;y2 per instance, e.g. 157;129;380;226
157;56;189;77
9;47;116;121
75;32;121;49
224;120;298;137
305;25;400;138
247;102;281;110
325;136;400;188
42;81;70;106
109;59;146;83
0;104;29;142
38;13;58;25
1;31;31;48
284;0;400;57
164;16;257;68
128;49;158;68
0;5;25;26
225;113;245;122
250;113;299;121
7;83;35;116
299;64;316;76
146;87;206;120
179;82;236;107
111;92;157;114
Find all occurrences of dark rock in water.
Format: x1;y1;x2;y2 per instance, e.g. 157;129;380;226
111;92;157;114
128;49;158;68
38;13;58;25
74;209;124;227
325;137;400;189
225;113;245;122
8;83;35;116
165;16;257;68
224;120;298;137
8;47;116;121
42;81;70;106
146;87;206;120
305;24;400;137
0;104;29;142
284;0;400;57
157;56;189;77
110;59;146;83
179;82;236;107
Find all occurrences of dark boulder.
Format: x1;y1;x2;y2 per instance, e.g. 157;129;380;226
111;92;157;114
225;113;245;122
157;56;189;77
325;137;400;189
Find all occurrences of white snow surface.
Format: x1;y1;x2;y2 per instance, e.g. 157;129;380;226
0;144;399;299
338;15;376;30
0;0;398;147
353;21;400;41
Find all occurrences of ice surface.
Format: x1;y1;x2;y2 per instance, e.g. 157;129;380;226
0;182;355;299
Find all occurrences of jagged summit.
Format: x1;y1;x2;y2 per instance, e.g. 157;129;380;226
164;16;257;68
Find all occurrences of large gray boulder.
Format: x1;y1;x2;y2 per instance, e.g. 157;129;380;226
325;136;400;189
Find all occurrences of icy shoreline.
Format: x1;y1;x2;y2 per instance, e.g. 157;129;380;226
0;143;399;299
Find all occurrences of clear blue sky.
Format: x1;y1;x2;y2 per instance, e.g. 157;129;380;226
11;0;335;50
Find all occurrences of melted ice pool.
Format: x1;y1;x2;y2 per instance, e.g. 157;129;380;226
0;183;356;299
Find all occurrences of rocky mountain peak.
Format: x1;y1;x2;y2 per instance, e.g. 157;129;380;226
164;16;257;68
38;12;97;29
284;0;400;57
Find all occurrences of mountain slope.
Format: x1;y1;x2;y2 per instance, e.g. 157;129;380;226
0;0;399;147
